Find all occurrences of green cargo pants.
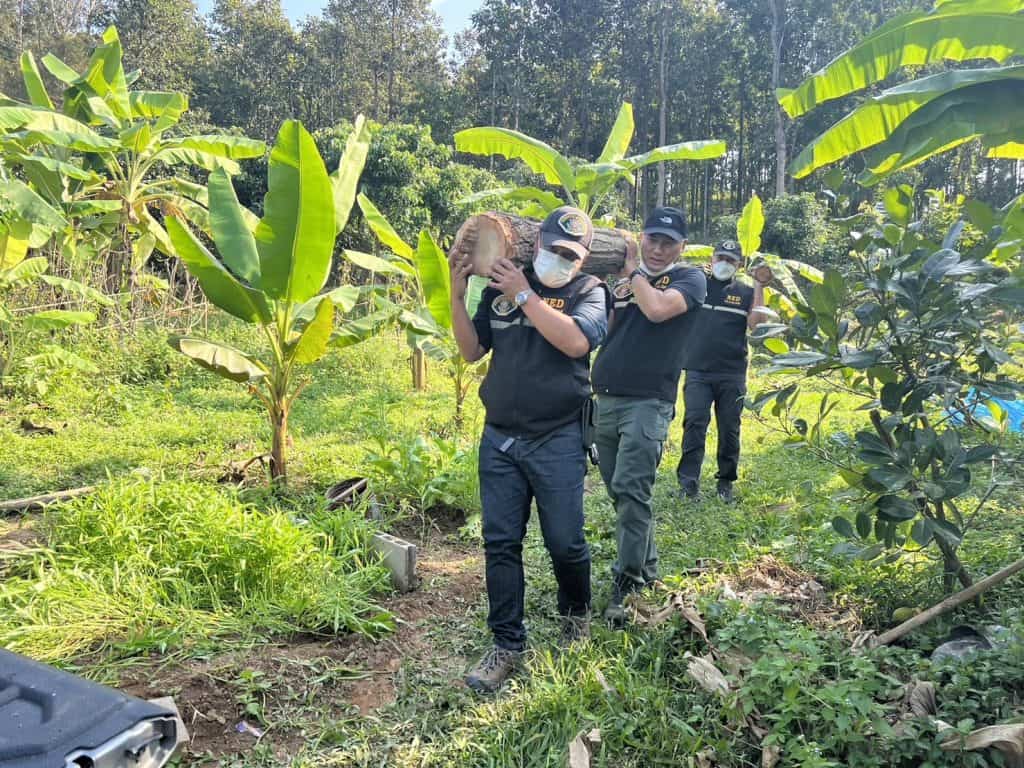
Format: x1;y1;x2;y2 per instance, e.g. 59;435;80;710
594;394;675;593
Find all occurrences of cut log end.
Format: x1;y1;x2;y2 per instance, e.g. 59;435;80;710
453;212;629;278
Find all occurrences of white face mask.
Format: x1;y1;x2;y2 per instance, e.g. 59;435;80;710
534;248;577;288
712;261;738;281
639;256;676;277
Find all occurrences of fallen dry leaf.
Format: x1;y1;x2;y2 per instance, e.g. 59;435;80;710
685;653;730;697
761;743;781;768
942;723;1024;767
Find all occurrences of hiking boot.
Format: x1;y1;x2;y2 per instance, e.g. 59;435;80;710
603;589;628;628
558;614;591;647
717;481;735;504
465;646;522;693
678;480;699;501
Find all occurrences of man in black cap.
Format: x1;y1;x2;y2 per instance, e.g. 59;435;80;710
676;240;772;503
449;205;610;693
590;206;707;626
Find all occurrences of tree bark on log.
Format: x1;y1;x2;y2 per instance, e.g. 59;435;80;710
452;212;630;278
0;486;96;514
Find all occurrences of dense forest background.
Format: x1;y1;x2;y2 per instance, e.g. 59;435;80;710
5;0;1021;247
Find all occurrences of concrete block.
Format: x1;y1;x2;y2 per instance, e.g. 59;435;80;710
371;532;418;592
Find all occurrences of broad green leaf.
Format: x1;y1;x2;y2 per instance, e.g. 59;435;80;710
737;193;764;257
683;244;714;260
3;126;118;153
781;259;824;283
0;231;29;270
771;351;828;367
39;275;115;306
40;54;79;85
23;309;95;331
20;52;53;109
23;344;98;374
622;139;727;169
416;230;452;330
454;127;576;195
357;194;414;260
789;66;1024;178
832;516;855;538
169;336;267;382
883;185;914;226
161;135;265;160
343;249;414;277
130;232;156;272
860;77;1024;185
931;518;963;546
291;296;335;364
208;167;261;285
331;307;399;350
1;256;47;284
138;208;174;257
10;153;99;183
86;26;132;121
764;338;790;354
459;186;566;211
161;195;209;234
324;285;362;313
151;148;241;174
119;121;152;154
987;140;1024;158
876;494;918;522
330;113;371;235
866;465;913;492
779;0;1024;118
254;120;335;303
0;180;66;235
129;91;188;121
598;102;635;163
166;216;271;324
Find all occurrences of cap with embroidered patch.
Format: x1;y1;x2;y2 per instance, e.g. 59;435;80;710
539;206;593;260
713;240;743;261
642;206;688;241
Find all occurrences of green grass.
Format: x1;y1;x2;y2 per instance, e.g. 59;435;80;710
2;322;1023;767
0;479;393;664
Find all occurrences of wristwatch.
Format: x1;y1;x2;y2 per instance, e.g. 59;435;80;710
630;269;646;282
514;289;534;307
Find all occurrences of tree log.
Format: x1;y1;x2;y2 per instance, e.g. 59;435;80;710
0;485;96;515
452;212;629;278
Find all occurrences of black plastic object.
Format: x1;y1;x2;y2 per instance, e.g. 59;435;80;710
0;649;182;768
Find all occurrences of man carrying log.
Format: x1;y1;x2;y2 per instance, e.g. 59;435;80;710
590;207;707;627
449;206;610;693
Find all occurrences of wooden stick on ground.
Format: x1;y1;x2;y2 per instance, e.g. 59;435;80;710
452;212;630;278
0;486;96;515
874;556;1024;647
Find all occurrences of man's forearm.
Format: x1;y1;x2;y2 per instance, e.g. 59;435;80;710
632;277;686;323
452;298;485;361
521;294;590;358
748;282;767;331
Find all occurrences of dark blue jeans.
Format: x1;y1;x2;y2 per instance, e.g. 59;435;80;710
479;421;591;651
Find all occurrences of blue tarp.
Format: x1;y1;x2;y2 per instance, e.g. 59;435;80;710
948;388;1024;433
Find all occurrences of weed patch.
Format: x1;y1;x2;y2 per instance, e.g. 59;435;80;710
0;480;393;663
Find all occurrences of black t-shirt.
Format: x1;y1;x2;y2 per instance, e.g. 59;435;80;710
472;272;610;438
680;269;754;378
591;264;708;403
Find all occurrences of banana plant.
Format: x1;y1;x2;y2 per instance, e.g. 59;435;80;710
0;27;265;291
454;102;726;221
782;0;1024;184
168;117;394;483
734;192;824;328
0;179;111;392
346;194;486;427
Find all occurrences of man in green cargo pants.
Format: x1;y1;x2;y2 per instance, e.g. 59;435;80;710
590;207;707;626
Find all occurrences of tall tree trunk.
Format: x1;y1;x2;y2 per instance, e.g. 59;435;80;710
769;0;788;198
656;1;668;206
737;90;746;208
411;347;427;391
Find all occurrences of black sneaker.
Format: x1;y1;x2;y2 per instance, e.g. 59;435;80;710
717;481;735;504
558;614;591;647
465;646;522;693
603;586;629;628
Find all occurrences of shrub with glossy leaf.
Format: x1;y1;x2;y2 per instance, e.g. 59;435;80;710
0;480;392;662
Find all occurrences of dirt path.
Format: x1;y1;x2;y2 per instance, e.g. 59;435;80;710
118;531;483;761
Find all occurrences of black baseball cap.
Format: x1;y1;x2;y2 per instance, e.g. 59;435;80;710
540;206;593;260
714;240;743;261
642;206;688;241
